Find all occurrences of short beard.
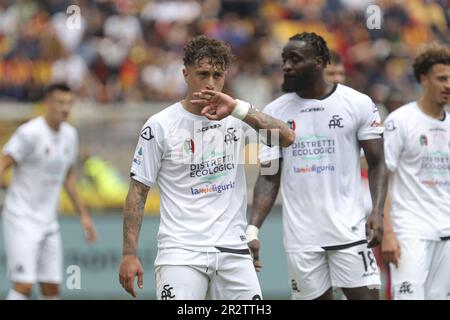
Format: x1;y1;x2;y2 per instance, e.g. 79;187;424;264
282;70;315;93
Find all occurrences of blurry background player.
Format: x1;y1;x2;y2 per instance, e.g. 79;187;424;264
118;35;294;300
247;32;388;300
382;43;450;300
324;51;346;85
0;84;97;300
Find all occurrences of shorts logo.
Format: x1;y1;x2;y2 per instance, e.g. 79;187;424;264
15;264;24;274
398;281;413;295
291;279;300;293
252;294;262;300
161;284;175;300
140;126;154;141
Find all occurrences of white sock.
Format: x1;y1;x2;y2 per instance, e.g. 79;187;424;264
6;289;29;300
39;295;60;300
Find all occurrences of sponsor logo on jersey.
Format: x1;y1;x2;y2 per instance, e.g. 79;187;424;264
291;135;335;160
140;126;154;141
196;123;221;133
190;154;235;180
300;107;324;113
293;164;335;174
370;120;380;127
287;119;296;131
190;181;235;195
328;115;344;129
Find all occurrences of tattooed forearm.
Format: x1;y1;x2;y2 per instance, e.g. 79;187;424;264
244;109;295;147
122;179;150;256
249;164;282;227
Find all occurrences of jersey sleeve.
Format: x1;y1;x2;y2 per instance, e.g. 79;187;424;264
2;125;33;163
130;118;165;188
383;114;404;172
357;98;384;141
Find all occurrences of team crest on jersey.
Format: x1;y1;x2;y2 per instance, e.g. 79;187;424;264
328;115;344;129
224;128;239;144
184;138;195;155
419;134;428;146
140;126;154;141
287;119;296;130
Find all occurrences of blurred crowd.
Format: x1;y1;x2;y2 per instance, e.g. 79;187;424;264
0;0;449;112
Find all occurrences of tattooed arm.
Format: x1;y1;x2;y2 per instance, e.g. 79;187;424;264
190;90;295;147
247;160;282;271
242;109;295;148
119;178;149;298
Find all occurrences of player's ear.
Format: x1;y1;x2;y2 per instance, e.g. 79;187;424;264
182;68;188;82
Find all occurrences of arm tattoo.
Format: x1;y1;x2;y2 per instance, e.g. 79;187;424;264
123;179;150;256
244;109;294;147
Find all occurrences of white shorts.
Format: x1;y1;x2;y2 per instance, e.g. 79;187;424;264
2;216;62;284
390;237;450;300
155;248;262;300
287;242;381;300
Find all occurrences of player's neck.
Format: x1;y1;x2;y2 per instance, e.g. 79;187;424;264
296;79;334;100
418;96;445;120
43;115;61;132
181;97;203;116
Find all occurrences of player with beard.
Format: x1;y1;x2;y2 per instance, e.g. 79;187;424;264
246;32;389;299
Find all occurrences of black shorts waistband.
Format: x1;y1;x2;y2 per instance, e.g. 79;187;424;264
215;246;251;255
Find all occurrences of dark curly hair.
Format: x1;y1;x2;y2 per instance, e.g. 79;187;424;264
413;42;450;82
289;32;331;67
183;35;234;70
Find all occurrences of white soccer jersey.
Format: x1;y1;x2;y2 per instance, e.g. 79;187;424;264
384;102;450;240
131;102;254;256
259;84;383;251
2;117;78;226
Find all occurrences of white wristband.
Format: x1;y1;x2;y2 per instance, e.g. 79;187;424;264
245;225;259;242
231;99;250;120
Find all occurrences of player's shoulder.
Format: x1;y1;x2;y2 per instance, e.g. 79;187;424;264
263;93;296;113
335;84;372;105
15;116;45;137
144;102;178;124
385;102;417;122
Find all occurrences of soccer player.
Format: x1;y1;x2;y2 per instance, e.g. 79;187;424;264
0;84;97;300
247;32;388;300
382;43;450;299
118;35;295;300
324;51;346;84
